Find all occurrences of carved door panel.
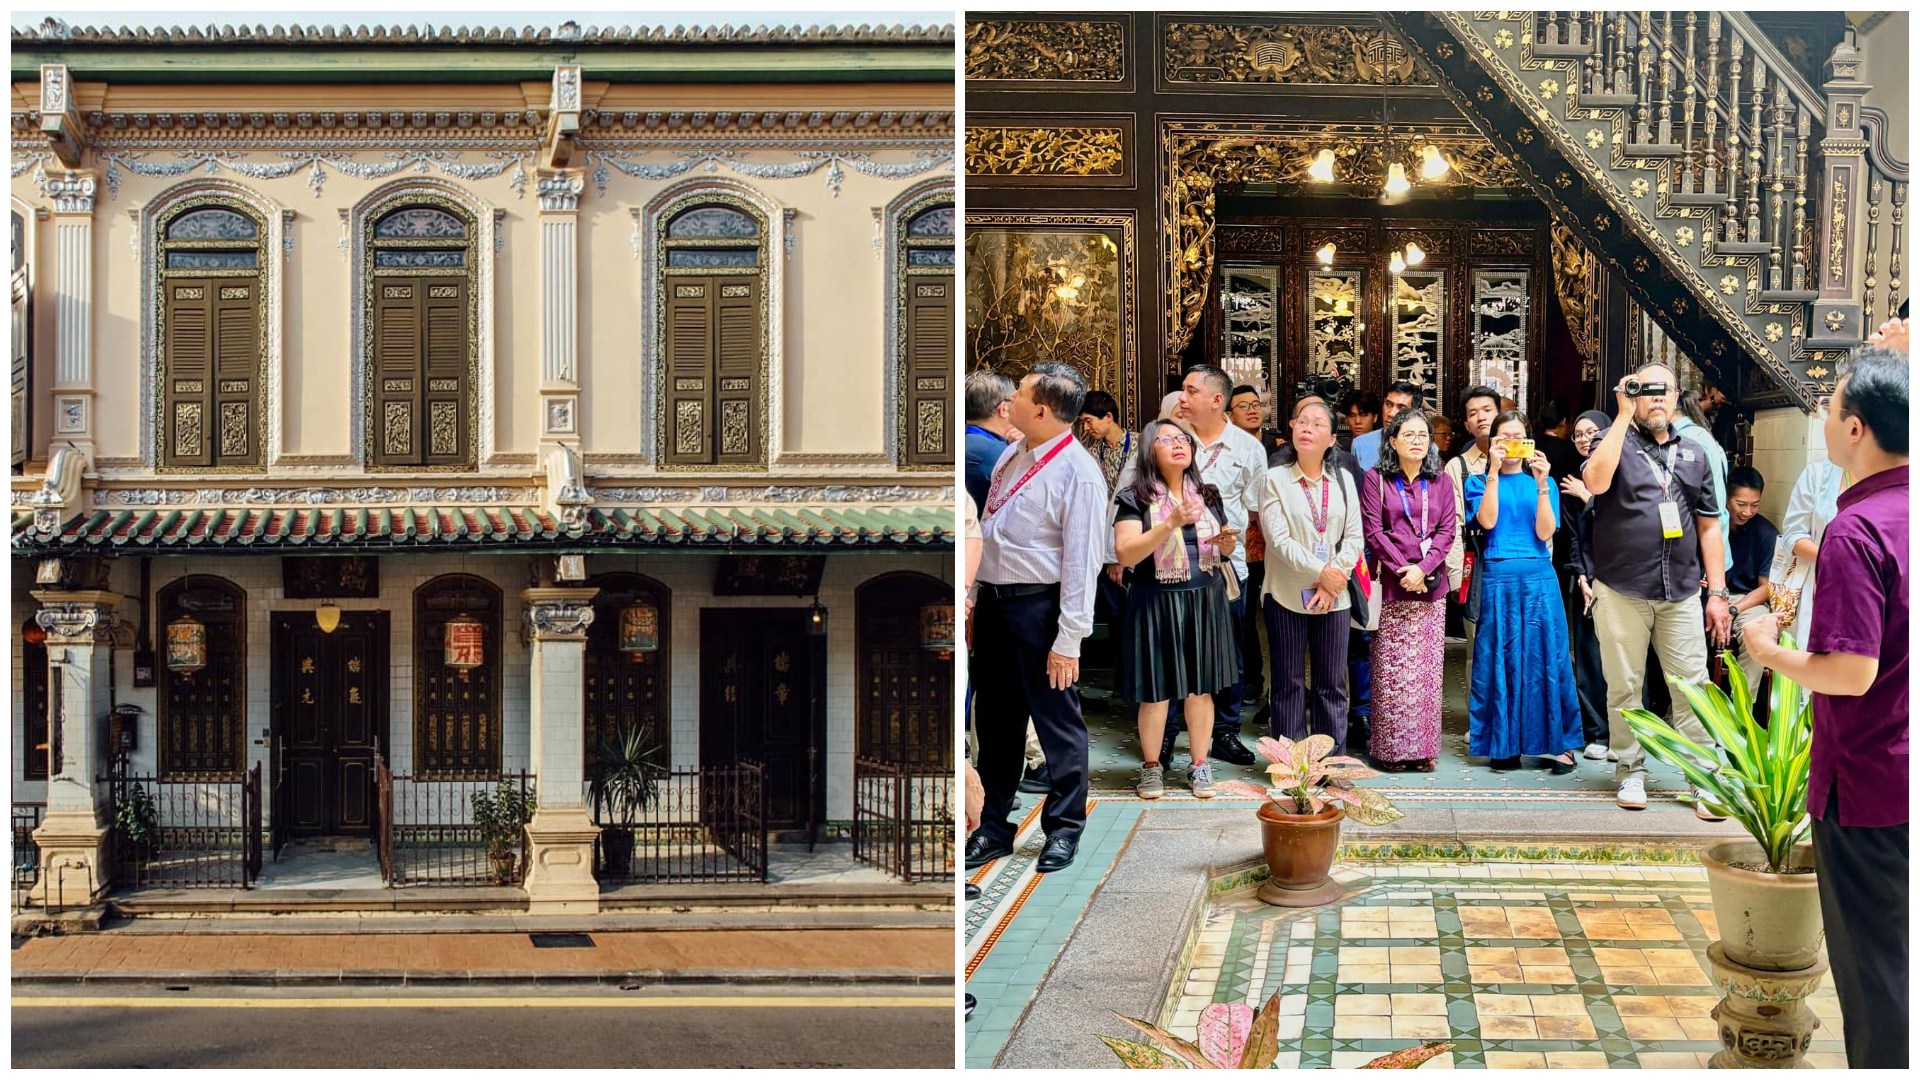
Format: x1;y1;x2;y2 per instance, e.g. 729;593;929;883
700;610;814;832
273;612;387;837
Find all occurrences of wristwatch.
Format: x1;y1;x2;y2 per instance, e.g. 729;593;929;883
1705;588;1731;600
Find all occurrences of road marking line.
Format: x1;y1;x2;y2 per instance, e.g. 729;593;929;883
11;995;950;1010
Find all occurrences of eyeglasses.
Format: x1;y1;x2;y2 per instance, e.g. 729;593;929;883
1152;434;1190;447
1573;429;1600;443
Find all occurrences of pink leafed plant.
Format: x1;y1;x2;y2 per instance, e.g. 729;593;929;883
1101;990;1450;1068
1212;733;1405;825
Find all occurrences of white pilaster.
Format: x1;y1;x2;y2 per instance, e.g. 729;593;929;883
46;170;98;465
520;586;599;914
28;589;120;905
537;169;584;454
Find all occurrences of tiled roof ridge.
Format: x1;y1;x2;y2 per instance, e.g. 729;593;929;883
14;17;956;47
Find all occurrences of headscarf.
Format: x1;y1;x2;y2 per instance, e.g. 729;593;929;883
1574;410;1611;458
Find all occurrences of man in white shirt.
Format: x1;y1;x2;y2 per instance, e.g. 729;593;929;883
1117;364;1267;767
1353;382;1422;471
1446;386;1500;668
967;363;1110;876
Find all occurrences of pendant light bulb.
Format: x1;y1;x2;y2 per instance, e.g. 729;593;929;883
1420;143;1451;180
1389;250;1407;274
1316;242;1336;265
1405;242;1426;266
1307;149;1337;183
1384;162;1411;197
315;603;342;634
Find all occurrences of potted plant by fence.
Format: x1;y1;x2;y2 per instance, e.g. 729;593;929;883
1218;734;1404;907
1620;647;1820;971
470;779;536;885
588;722;666;877
112;783;160;863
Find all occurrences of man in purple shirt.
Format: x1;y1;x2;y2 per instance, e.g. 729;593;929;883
1743;346;1908;1070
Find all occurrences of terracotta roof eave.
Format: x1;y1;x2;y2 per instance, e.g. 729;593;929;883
12;21;956;47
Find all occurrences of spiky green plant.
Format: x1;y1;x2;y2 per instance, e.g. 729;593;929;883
1620;642;1813;874
1214;733;1405;825
1100;990;1450;1068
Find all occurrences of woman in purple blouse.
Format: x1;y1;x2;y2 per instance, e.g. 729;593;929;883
1359;408;1456;771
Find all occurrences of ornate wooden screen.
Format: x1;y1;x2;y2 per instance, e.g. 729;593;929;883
367;204;474;469
855;574;954;770
20;617;48;779
158;576;247;776
158;203;264;469
661;202;764;469
412;574;501;775
583;574;672;763
901;203;955;468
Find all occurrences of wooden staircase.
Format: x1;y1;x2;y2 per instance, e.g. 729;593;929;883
1391;11;1907;408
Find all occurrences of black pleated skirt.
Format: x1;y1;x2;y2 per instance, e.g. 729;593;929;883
1118;570;1239;704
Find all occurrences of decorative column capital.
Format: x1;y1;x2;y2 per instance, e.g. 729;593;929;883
520;587;599;641
536;169;585;213
46;170;98;215
30;589;122;644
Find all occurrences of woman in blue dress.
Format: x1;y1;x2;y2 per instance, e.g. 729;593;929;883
1466;411;1583;773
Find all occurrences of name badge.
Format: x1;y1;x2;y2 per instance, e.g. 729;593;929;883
1659;500;1684;539
1419;538;1433;558
1313;541;1332;564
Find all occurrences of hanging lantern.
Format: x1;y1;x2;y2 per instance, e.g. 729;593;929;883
807;601;829;638
443;612;484;671
315;603;342;634
22;624;47;646
619;601;660;657
919;602;956;659
166;613;208;675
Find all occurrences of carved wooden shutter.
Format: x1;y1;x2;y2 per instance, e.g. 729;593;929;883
371;281;420;467
665;278;715;467
164;281;215;468
211;280;256;464
714;277;759;466
904;275;953;467
421;277;467;466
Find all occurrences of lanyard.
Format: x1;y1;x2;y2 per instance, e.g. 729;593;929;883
1200;438;1229;474
1396;477;1429;539
1637;437;1681;499
985;437;1073;517
1298;474;1331;534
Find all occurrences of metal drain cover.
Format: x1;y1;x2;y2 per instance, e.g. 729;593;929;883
528;932;595;948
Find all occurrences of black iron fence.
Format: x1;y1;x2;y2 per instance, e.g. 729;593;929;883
375;756;535;887
104;763;262;890
591;762;767;884
11;800;45;911
852;758;955;883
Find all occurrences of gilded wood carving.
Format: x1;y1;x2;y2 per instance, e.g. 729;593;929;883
1162;20;1429;86
965;127;1125;177
966;19;1126;83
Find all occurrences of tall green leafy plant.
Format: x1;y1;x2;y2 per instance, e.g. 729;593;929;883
1620;643;1813;873
589;722;666;828
470;779;536;858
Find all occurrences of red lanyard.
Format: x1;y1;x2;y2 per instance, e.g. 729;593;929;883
1299;474;1331;534
985;437;1073;517
1200;439;1228;473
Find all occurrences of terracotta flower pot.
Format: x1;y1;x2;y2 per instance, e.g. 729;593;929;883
1699;839;1823;972
1256;801;1344;907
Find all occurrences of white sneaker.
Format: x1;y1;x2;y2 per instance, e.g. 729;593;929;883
1616;776;1647;810
1583;742;1611;761
1188;762;1218;800
1136;764;1165;800
1691;786;1728;821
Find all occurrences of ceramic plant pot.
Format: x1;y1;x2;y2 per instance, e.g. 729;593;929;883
1255;801;1344;907
1699;839;1823;972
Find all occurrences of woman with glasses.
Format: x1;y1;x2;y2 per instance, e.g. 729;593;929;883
1467;411;1582;773
1112;419;1240;799
1358;408;1455;771
1559;411;1615;760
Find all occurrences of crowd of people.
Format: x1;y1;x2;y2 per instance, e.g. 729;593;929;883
961;327;1907;1068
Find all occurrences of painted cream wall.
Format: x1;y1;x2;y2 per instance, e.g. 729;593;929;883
13;150;951;471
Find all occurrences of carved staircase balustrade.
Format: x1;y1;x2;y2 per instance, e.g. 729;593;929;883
1390;11;1907;409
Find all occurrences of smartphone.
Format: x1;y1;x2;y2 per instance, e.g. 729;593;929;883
1504;438;1535;461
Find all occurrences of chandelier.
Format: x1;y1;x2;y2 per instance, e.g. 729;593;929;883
1312;66;1445;273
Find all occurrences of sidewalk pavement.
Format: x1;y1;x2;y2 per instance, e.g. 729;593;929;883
11;927;955;988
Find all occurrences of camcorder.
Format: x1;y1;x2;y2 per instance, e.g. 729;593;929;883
1622;377;1671;398
1294;375;1344;403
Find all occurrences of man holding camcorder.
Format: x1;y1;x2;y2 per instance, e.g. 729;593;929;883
1579;363;1731;815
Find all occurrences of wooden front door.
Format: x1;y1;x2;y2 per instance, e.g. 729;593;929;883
272;611;388;837
700;610;816;834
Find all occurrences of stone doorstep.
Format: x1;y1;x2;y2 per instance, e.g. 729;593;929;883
103;881;951;919
89;910;956;935
12;968;955;988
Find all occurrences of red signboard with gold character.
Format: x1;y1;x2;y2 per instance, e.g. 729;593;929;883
443;614;484;670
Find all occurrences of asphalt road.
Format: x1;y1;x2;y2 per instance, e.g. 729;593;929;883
12;986;959;1068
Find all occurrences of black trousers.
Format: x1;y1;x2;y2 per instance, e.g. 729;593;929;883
1239;562;1267;705
968;584;1090;845
1264;596;1351;752
1811;789;1909;1069
1565;577;1610;745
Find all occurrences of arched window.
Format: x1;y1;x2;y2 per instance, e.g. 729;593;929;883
413;574;501;775
156;199;266;469
20;616;49;780
366;200;476;469
583;574;672;768
157;576;247;776
897;200;954;469
854;572;953;770
660;198;767;468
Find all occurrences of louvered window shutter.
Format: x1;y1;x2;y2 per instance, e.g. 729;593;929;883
372;281;422;467
665;279;715;466
210;279;258;465
164;281;215;468
421;277;467;465
904;273;954;467
714;278;759;466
